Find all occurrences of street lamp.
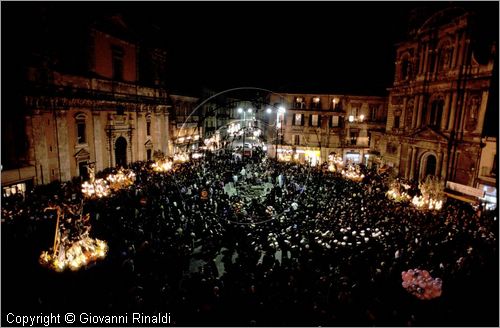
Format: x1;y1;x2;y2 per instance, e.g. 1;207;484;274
265;106;286;160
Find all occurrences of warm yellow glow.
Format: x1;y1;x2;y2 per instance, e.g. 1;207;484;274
107;169;136;191
412;196;444;211
341;164;364;182
82;179;111;198
151;160;173;172
173;153;189;163
40;237;108;272
387;188;411;202
82;169;136;198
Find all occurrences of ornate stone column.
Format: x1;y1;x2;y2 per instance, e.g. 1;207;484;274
409;146;417;181
451;32;460;69
31;110;49;185
55;110;71;181
92;111;104;172
441;152;448;180
163;108;170;156
405;147;412;179
415;95;424;128
136;111;145;161
155;109;162;154
436;151;443;178
441;93;451;131
411;96;419;129
423;43;430;75
447;92;458;131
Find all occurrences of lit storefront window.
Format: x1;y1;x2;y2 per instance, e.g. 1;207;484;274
2;182;27;198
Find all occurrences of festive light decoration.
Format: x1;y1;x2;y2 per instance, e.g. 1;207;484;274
81;179;110;198
401;269;442;300
387;180;411;202
151;160;173;172
173;153;189;163
81;169;136;198
411;176;446;211
107;169;136;191
412;196;444;211
40;205;107;272
341;164;364;182
40;237;108;272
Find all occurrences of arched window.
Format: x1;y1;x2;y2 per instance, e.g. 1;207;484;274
75;113;87;144
438;41;453;72
400;54;411;80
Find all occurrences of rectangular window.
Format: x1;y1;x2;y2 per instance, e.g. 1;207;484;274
331;116;339;127
311;114;320;127
293;113;302;126
350;129;359;145
394;116;400;128
312;97;321;109
77;122;86;144
294;135;300;145
112;46;124;81
370;106;378;121
146;121;151;136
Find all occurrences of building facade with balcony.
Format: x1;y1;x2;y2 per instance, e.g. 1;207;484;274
169;94;201;156
268;93;387;166
2;13;170;194
371;7;497;190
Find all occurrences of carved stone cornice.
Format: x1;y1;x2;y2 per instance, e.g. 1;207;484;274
24;95;167;113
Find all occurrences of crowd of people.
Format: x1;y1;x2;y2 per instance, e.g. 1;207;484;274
2;148;498;326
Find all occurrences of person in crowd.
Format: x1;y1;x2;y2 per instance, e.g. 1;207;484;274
1;147;498;326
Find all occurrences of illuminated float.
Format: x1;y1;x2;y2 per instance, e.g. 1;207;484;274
411;176;446;211
39;204;107;272
151;159;173;172
81;168;136;198
386;180;411;202
341;164;364;182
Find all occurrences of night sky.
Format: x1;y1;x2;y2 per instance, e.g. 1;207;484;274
2;2;498;96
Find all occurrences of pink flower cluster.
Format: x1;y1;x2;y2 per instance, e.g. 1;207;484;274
401;269;442;300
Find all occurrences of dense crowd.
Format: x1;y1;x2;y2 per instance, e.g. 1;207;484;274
2;149;498;326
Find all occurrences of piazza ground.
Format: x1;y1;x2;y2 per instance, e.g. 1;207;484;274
1;151;498;326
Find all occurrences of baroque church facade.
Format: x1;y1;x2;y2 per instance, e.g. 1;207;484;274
2;13;171;193
371;7;497;189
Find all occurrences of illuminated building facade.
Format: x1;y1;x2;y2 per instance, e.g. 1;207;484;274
371;7;497;197
169;94;201;155
1;14;170;194
268;93;387;166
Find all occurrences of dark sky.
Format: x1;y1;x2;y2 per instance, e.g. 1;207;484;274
2;2;498;96
141;2;415;95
